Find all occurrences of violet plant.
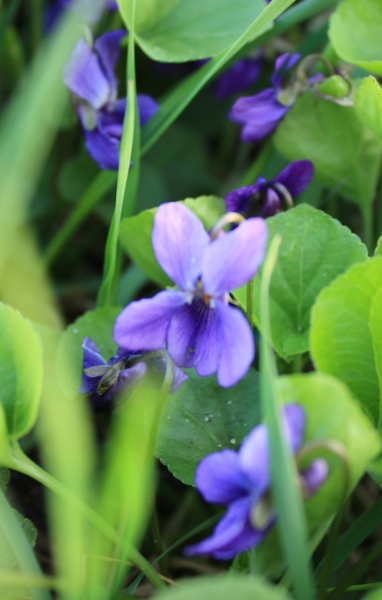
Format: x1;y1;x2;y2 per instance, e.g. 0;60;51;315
0;0;382;599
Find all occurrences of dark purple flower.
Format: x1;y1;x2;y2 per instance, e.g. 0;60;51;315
45;0;118;31
63;31;159;170
114;202;267;388
216;56;263;100
229;53;301;142
184;404;328;559
225;160;314;218
80;337;187;409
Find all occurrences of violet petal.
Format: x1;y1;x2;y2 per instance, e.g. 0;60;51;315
229;88;290;142
63;38;111;109
94;30;126;102
224;182;260;214
239;423;270;495
202;218;267;296
137;94;160;126
152;203;209;290
215;302;254;388
184;496;262;558
274;160;314;198
166;299;221;375
195;449;247;504
301;458;328;497
114;290;186;352
271;53;301;89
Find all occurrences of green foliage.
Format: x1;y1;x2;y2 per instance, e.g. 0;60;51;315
355;76;382;144
274;93;382;210
234;205;367;360
316;75;351;99
310;256;382;426
57;307;121;398
156;369;261;485
119;195;225;287
0;303;43;439
155;574;293;600
118;0;268;62
329;0;382;75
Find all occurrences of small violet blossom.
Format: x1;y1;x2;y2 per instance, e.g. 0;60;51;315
114;202;268;388
80;337;187;410
63;31;159;170
216;55;263;100
185;404;328;559
229;53;301;142
225;160;314;218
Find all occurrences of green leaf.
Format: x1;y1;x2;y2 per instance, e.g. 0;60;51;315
57;307;121;398
0;303;43;439
329;0;382;75
274;93;382;210
354;76;382;144
156;369;261;485
119;196;225;288
155;574;293;600
119;0;268;62
234;205;367;361
255;372;381;576
375;236;382;256
310;256;382;426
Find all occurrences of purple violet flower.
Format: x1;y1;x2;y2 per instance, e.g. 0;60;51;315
63;31;159;170
225;160;314;218
114;202;268;388
229;53;301;142
216;56;263;100
80;337;187;410
184;404;328;559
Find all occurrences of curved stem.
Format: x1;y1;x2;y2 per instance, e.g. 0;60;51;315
7;444;166;591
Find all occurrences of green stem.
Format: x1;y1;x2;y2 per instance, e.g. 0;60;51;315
246;278;254;326
31;0;42;54
97;2;137;308
362;206;373;255
7;445;166;591
44;171;117;266
291;354;302;374
151;508;168;577
0;488;52;600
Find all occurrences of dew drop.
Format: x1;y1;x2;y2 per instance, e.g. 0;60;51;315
230;438;236;445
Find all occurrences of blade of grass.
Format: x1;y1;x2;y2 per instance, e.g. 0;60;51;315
97;0;137;307
0;488;52;600
259;235;315;600
315;493;382;580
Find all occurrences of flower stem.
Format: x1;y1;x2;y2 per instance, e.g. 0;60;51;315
7;444;166;591
246;277;254;326
362;206;373;254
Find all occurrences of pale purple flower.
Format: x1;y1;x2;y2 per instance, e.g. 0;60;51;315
229;53;301;142
80;337;187;410
225;160;314;218
114;202;267;388
184;404;328;559
63;30;159;170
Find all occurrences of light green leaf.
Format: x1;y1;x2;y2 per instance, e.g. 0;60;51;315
156;369;261;485
119;196;225;288
274;93;382;210
234;205;367;361
355;76;382;144
329;0;382;75
155;575;292;600
57;307;121;398
0;303;43;439
375;236;382;256
310;256;382;426
119;0;268;62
